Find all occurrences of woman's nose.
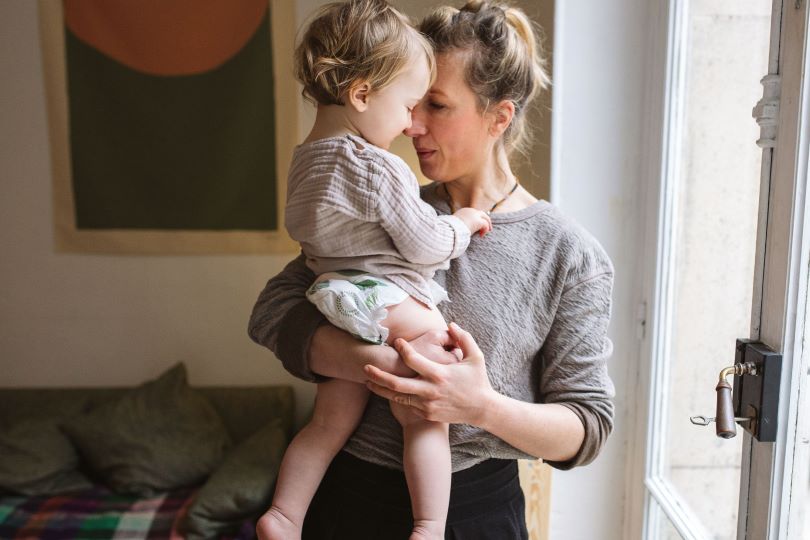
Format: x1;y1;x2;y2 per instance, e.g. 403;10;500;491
403;107;427;137
403;122;426;137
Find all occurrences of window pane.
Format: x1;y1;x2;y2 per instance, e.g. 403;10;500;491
661;1;770;539
650;498;686;540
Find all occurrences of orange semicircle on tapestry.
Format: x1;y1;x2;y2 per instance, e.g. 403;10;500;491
64;0;268;76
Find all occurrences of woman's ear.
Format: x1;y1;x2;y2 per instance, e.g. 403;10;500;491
488;100;515;138
347;81;372;112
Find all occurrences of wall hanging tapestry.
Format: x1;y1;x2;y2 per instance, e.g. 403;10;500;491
39;0;298;254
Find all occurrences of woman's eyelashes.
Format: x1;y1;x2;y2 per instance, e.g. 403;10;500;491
428;100;446;111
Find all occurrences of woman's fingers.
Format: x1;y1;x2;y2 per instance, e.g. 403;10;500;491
364;378;396;400
447;322;483;360
394;338;442;378
421;328;456;349
366;381;425;411
364;363;430;395
408;330;460;365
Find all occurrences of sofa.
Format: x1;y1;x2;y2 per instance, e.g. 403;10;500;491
0;364;294;540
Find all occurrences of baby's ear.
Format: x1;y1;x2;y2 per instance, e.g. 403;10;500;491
347;81;371;112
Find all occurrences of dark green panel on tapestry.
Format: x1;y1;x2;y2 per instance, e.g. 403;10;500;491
65;12;277;230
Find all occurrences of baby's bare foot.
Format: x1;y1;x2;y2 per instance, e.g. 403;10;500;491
410;519;445;540
256;506;301;540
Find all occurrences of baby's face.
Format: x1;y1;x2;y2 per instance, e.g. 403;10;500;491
357;53;432;150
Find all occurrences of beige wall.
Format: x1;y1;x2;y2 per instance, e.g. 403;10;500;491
0;0;552;420
0;1;315;422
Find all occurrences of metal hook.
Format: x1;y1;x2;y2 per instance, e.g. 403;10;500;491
690;415;751;426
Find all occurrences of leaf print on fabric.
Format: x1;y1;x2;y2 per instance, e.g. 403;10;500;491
336;269;364;277
336;293;361;317
352;279;384;290
364;291;379;309
306;281;330;295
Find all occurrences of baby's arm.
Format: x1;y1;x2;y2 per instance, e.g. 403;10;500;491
374;161;481;265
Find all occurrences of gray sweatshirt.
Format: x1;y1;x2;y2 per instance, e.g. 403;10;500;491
249;184;615;471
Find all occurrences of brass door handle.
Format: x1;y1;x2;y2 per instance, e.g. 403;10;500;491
691;340;782;442
690;361;757;438
715;362;756;438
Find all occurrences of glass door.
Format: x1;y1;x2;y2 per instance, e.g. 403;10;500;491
643;2;770;538
632;0;810;538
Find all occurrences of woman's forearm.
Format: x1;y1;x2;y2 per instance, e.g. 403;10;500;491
309;325;410;382
477;392;585;462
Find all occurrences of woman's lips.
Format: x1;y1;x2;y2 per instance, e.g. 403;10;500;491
415;148;436;160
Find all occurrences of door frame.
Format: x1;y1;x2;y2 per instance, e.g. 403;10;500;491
625;0;810;538
742;0;810;536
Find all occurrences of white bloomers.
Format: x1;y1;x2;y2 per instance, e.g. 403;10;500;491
306;270;448;345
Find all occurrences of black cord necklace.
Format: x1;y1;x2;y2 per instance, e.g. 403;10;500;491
443;178;520;215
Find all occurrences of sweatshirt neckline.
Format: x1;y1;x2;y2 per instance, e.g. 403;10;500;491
423;183;551;224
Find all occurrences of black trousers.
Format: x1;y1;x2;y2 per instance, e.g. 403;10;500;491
302;451;530;540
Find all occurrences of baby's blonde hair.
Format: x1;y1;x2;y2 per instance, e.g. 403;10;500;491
295;0;435;106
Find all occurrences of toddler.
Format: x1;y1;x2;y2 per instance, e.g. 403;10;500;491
258;1;491;539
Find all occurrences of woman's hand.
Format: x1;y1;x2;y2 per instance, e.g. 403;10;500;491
368;322;587;462
406;328;464;365
365;322;496;426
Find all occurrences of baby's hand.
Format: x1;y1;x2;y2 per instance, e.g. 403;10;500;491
454;207;492;237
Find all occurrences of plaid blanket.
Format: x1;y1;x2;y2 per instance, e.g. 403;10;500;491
0;488;255;540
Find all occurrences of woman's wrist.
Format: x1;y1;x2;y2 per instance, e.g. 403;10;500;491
471;386;503;430
474;393;586;462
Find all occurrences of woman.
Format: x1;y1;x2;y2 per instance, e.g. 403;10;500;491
249;1;615;538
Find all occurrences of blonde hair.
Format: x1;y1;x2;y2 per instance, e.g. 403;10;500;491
294;0;435;106
419;0;550;159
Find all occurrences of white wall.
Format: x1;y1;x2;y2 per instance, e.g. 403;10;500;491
550;2;647;539
0;1;647;539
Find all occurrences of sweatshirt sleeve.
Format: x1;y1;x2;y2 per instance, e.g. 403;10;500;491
373;158;470;265
539;271;616;470
247;253;329;383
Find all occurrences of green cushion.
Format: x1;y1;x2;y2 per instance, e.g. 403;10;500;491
182;418;287;539
61;363;232;496
0;420;93;496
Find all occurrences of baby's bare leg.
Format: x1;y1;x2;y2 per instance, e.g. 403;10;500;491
393;407;451;540
383;296;447;342
257;380;369;540
383;297;451;540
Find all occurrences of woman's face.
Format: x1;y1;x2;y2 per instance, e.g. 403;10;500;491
405;51;492;182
